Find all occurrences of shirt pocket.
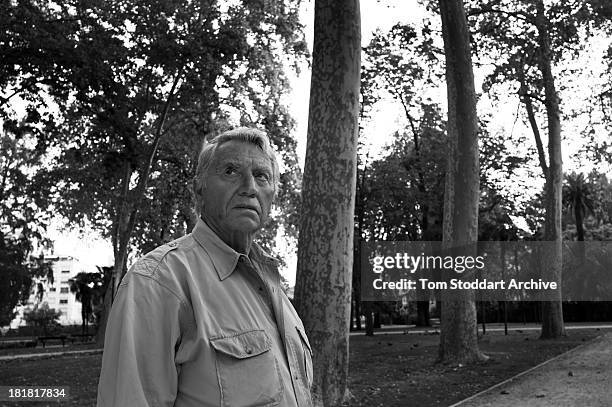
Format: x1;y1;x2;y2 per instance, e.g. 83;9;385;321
295;326;314;389
210;329;283;407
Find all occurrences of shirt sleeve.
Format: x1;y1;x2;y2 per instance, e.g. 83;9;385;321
97;265;184;407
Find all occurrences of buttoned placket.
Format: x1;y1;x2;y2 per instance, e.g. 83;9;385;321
238;256;274;314
243;255;312;407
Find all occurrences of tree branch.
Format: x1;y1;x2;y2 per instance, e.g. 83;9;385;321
522;92;546;104
467;6;534;24
114;65;185;289
519;80;548;178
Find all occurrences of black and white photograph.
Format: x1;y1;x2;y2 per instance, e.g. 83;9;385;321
1;0;612;406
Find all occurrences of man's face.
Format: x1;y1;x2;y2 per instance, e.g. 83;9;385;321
201;140;275;236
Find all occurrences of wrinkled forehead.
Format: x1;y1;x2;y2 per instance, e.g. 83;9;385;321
213;140;274;171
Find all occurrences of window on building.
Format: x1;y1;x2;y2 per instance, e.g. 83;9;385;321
60;287;69;294
49;287;56;292
59;299;68;304
61;270;70;273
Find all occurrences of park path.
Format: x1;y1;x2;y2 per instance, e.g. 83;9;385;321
451;332;612;407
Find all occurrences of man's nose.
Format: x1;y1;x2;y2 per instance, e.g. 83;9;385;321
239;173;257;195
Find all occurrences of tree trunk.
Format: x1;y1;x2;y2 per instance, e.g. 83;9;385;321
480;301;486;335
575;204;585;241
416;301;430;327
351;237;362;332
574;202;587;265
364;302;374;336
535;0;565;339
501;242;508;335
354;294;361;330
350;280;362;331
437;0;487;364
293;0;361;405
373;311;381;329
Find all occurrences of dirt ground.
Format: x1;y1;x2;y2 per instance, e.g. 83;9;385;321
0;327;607;407
344;328;608;407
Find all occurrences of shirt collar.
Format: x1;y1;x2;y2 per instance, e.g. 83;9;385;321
191;218;279;281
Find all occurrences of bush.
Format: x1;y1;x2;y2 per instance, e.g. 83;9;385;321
23;303;61;335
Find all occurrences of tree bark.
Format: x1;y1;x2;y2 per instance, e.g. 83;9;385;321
535;0;565;339
437;0;487;364
293;0;360;405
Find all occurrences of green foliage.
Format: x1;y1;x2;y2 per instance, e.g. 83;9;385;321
23;302;61;335
0;240;52;327
359;19;529;244
359;21;446;243
361;22;442;122
1;0;306;272
562;172;612;241
0;120;53;327
363;106;447;242
590;173;612;225
563;172;595;217
468;0;605;90
0;236;31;327
69;271;109;331
468;0;609;171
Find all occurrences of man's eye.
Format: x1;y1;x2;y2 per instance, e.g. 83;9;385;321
224;167;238;175
255;173;271;182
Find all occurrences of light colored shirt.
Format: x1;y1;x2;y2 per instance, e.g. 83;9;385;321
97;219;314;407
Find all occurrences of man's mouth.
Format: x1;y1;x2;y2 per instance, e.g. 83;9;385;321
234;205;259;214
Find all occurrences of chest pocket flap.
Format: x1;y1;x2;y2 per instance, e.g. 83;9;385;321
210;329;271;359
210;330;282;406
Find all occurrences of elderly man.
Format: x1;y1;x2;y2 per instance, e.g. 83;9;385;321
97;127;313;407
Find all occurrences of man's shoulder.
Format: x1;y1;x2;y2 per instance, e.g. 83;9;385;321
125;234;201;301
135;235;196;270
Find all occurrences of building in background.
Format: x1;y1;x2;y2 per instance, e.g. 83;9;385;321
10;255;92;329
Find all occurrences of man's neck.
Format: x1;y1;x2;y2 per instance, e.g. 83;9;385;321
200;216;253;255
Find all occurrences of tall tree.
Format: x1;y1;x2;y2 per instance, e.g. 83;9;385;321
69;271;108;335
437;0;487;364
0;122;51;327
360;22;444;328
468;0;612;338
532;0;565;339
2;0;307;341
293;0;360;404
